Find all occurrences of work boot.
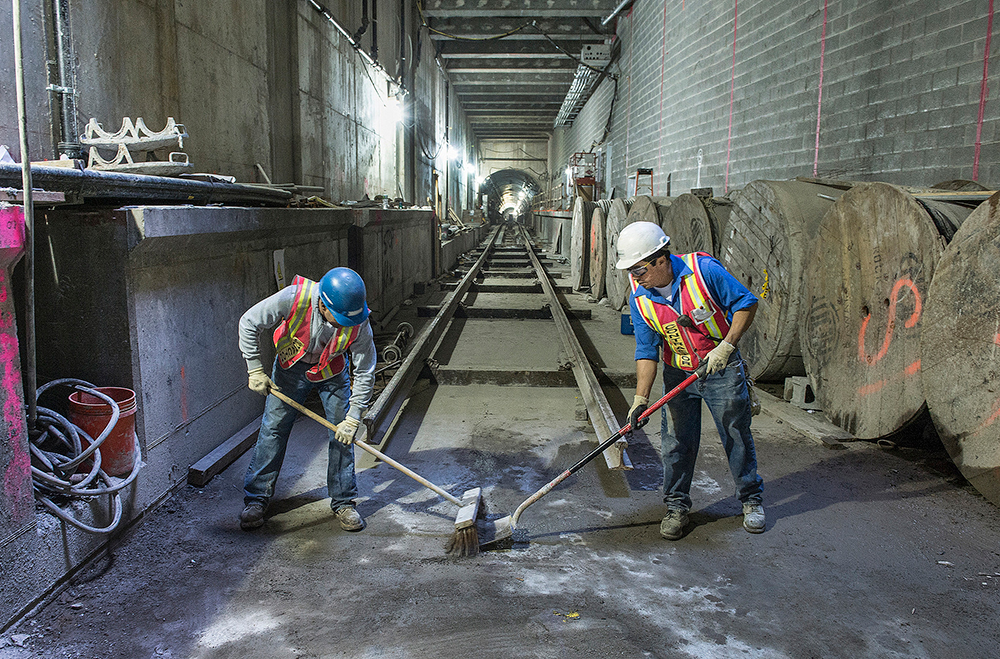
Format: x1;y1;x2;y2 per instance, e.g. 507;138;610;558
334;505;366;532
239;502;266;531
660;509;688;540
742;502;766;533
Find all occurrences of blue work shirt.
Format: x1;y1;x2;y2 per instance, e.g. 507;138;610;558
629;253;758;362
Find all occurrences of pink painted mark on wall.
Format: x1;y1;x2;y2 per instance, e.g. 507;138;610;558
0;266;32;519
0;205;27;269
974;398;1000;435
724;0;739;193
858;278;922;365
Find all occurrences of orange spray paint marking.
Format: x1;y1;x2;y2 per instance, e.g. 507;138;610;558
974;398;1000;435
858;360;921;397
180;366;188;423
858;278;922;365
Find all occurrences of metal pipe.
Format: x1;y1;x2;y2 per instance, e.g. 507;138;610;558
0;163;292;206
11;0;38;427
370;0;378;61
50;0;81;159
353;0;368;43
601;0;633;27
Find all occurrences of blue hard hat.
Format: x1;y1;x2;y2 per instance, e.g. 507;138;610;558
319;267;370;326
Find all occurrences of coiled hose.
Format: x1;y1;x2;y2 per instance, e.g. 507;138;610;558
30;378;143;534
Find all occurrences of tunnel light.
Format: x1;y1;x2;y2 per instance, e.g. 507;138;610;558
446;145;458;161
464;163;477;176
386;98;404;125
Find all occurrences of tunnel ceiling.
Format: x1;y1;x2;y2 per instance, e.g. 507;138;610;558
422;0;620;140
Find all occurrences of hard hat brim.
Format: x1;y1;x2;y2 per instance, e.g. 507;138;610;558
330;301;370;327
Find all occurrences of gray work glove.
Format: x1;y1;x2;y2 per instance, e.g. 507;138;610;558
335;416;360;445
247;368;273;396
705;340;735;374
627;394;649;432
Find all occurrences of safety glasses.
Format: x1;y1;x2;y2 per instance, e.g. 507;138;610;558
627;256;658;277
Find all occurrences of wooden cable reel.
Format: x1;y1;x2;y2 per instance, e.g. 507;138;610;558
570;197;596;291
921;191;1000;506
802;182;974;440
721;180;845;381
589;199;612;299
658;193;717;256
604;198;636;311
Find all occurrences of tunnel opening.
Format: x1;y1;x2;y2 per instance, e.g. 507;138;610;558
480;168;541;225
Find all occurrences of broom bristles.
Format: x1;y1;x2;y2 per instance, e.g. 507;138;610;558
445;526;480;557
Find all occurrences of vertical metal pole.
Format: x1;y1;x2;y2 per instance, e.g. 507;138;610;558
11;0;37;427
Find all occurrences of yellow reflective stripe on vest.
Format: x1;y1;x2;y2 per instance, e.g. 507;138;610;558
287;278;316;335
680;253;726;340
329;325;360;355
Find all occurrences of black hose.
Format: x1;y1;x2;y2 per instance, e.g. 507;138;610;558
30;378;143;534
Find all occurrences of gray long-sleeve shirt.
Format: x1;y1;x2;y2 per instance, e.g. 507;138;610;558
238;284;377;421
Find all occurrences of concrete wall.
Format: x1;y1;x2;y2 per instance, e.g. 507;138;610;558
554;0;1000;194
0;1;475;209
2;204;438;629
0;0;53;162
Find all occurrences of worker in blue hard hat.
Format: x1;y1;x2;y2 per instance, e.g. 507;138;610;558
237;267;376;532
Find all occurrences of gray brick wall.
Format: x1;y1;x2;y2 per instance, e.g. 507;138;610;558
555;0;1000;195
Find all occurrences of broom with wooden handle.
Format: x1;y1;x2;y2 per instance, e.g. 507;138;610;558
269;388;483;556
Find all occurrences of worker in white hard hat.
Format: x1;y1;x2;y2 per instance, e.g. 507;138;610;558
236;267;377;533
616;221;764;540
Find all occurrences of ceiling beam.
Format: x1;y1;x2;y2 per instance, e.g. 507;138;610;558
423;10;611;18
430;32;604;41
447;68;575;75
440;52;570;59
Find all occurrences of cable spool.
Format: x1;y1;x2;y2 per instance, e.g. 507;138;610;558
657;193;717;256
588;199;612;299
722;180;846;381
802;182;974;440
570;196;596;291
604;197;636;311
921;190;1000;506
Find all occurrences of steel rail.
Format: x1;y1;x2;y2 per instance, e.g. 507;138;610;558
516;224;631;470
362;225;502;445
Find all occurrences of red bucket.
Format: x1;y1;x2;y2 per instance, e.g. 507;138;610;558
67;387;138;478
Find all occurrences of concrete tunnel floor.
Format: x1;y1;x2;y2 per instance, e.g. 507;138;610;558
4;242;1000;658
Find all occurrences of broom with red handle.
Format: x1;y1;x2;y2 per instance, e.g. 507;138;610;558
479;362;709;549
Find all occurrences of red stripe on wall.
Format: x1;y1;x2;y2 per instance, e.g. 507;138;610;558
813;0;829;177
974;0;995;181
724;1;739;193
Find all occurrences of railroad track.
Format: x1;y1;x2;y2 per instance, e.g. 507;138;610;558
363;223;632;471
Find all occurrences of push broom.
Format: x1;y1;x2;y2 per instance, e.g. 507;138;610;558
270;389;484;556
479;362;709;550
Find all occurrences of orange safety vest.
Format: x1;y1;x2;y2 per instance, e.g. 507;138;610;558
630;252;731;371
273;276;362;382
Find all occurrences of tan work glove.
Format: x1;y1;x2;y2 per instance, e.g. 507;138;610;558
247;368;273;396
705;340;735;374
335;416;360;445
627;394;649;432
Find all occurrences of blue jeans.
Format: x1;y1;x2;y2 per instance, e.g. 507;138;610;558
244;359;358;511
659;353;763;512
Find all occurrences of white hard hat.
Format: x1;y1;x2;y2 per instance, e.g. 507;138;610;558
615;221;670;269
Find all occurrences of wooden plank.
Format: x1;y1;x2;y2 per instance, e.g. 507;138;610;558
756;390;851;449
187;415;262;486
